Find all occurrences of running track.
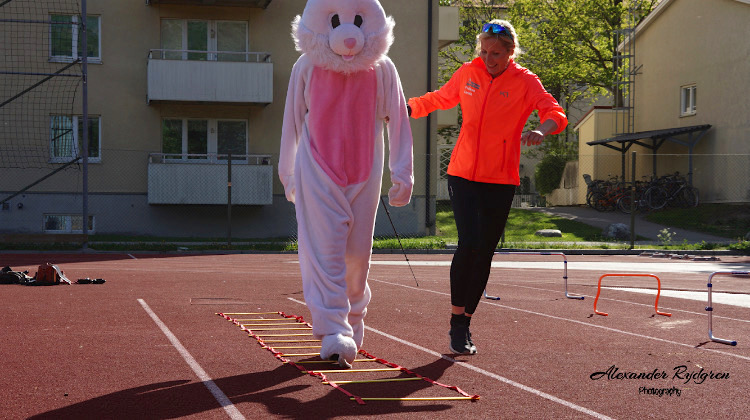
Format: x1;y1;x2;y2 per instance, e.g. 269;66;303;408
1;252;749;419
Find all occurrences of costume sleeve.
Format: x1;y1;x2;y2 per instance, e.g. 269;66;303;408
381;57;413;207
278;56;308;203
406;65;463;119
528;75;568;135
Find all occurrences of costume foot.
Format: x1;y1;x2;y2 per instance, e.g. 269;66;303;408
320;334;357;368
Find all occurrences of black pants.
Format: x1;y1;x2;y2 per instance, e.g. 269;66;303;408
448;175;516;314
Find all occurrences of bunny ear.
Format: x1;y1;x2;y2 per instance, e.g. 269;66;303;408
291;15;303;52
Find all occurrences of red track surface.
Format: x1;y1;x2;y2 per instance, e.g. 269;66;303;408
1;252;749;419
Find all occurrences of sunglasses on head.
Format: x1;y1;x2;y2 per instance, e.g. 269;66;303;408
482;23;511;37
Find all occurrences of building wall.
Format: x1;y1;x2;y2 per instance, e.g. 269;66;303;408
633;0;750;201
1;0;439;237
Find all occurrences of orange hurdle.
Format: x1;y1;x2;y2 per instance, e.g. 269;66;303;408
594;273;672;317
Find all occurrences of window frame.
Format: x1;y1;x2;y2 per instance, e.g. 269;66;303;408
161;117;249;163
49;14;102;63
43;214;95;234
680;84;697;117
160;18;249;62
49;115;102;163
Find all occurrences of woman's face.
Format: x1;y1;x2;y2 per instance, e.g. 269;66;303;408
479;37;512;77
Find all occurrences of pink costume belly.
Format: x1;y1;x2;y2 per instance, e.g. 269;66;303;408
308;67;377;187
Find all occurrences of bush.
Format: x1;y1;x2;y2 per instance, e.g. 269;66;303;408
534;154;567;195
729;241;750;255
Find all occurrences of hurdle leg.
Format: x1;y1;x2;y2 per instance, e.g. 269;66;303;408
706;271;748;346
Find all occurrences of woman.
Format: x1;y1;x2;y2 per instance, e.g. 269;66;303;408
407;19;567;355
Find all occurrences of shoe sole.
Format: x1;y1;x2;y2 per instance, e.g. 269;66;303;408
449;344;477;355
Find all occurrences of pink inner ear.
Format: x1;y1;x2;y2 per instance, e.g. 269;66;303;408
308;67;377;187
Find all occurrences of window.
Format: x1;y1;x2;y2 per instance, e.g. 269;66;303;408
161;118;247;162
50;14;101;62
160;19;248;62
44;214;95;233
680;84;696;116
50;115;101;163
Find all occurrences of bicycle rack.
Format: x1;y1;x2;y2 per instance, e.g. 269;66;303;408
706;271;750;346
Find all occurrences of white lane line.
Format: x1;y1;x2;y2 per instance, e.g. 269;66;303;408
286;297;613;420
603;287;750;309
369;279;750;362
137;299;244;420
369;260;750;274
128;254;137;259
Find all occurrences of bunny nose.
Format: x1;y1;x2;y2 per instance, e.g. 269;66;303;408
344;38;356;49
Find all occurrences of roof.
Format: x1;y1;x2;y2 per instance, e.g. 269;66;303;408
586;124;711;149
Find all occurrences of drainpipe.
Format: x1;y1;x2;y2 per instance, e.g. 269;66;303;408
425;0;433;232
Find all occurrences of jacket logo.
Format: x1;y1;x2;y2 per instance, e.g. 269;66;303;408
498;91;509;98
464;79;480;96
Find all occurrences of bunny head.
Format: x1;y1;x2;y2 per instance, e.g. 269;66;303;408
291;0;395;74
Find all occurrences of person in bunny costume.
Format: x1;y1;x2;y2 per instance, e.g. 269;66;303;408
279;0;413;368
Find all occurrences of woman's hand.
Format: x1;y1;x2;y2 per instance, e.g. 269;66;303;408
521;130;545;146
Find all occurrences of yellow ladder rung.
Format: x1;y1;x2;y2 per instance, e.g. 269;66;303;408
222;312;279;315
324;377;422;385
235;318;293;322
247;327;312;331
254;333;314;337
241;323;303;326
271;346;321;349
351;397;479;401
312;368;402;374
284;359;379;364
280;352;321;357
263;339;321;343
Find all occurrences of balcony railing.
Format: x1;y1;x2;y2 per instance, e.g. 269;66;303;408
147;49;273;104
148;153;273;205
146;0;272;8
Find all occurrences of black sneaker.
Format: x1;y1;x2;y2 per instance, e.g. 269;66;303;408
449;314;477;355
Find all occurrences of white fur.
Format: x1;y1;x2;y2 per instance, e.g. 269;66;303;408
320;333;358;368
291;1;395;74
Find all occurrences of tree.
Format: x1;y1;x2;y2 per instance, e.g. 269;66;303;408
506;0;658;108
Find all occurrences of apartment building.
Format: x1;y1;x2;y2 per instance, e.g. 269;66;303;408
0;0;459;239
572;0;750;205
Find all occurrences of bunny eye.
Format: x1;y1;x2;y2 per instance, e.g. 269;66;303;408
354;15;363;27
331;14;341;28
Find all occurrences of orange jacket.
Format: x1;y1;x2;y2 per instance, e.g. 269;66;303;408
408;58;567;185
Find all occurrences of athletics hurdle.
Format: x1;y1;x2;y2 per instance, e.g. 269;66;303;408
706;271;750;346
484;251;585;300
594;273;672;317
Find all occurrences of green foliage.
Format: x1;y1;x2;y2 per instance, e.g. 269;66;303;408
729;241;750;255
657;228;675;246
506;0;658;107
534;154;567;195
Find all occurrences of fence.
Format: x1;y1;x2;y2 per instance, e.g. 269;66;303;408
5;149;748;248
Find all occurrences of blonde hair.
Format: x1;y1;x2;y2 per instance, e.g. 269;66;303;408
475;19;521;60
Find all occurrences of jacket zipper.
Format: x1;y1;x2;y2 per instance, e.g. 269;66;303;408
472;77;492;181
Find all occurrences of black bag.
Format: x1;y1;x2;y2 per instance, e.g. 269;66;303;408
1;266;30;284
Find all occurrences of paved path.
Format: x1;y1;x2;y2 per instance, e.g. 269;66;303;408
531;205;731;245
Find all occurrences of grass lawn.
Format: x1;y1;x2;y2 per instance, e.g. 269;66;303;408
436;207;605;245
645;203;750;239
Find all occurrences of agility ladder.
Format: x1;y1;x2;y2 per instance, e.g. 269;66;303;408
217;311;480;404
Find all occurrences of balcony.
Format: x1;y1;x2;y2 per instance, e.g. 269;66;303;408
147;50;273;104
439;6;459;49
148;154;273;205
146;0;272;8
